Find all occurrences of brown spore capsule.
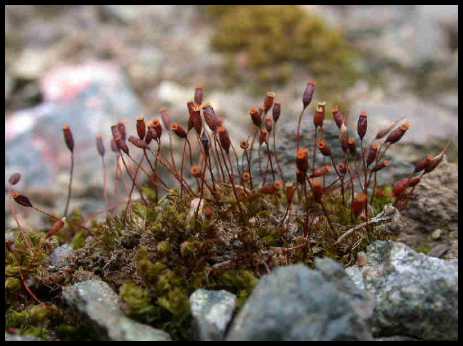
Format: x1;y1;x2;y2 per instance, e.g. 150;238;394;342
352;194;367;218
128;135;150;150
201;132;209;155
272;101;281;123
190;166;202;178
96;136;105;157
316;141;331;157
8;173;21;186
310;165;331;178
414;154;433;173
331;106;344;129
136;116;146;140
152;119;163;139
285;183;295;204
110;139;118;153
348;138;356;157
302;78;316;110
190;103;203;134
265;115;273;133
391;177;410;198
357;111;368;140
114;136;129;155
296;148;309;174
242;172;250;181
385;122;411;144
240;141;249;150
203;102;218;133
295;168;306;185
47;218;66;238
339;119;349;153
194;84;203;106
338;163;347;174
259;129;268;145
12;192;33;208
117;121;127;142
144;128;153;145
160;108;171;130
408;176;421;187
366;144;378;167
261;181;282;195
311;178;323;203
249;108;261;127
264;92;275;113
371;160;390;172
62;125;74;152
111;125;121;141
314;106;325;128
218;126;231;152
171;124;187;139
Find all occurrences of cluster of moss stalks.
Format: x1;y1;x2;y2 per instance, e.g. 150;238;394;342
6;78;449;340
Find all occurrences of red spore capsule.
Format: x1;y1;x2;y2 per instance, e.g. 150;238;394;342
331;106;344;129
249;108;261;127
62;125;74;152
352;194;367;218
302;78;316;110
12;192;33;208
218;126;231;152
136;116;146;140
128;136;150;149
316;141;331;157
357;111;368;140
160;108;171;130
115;136;129;155
391;177;410;198
366;144;378;167
272;101;281;123
96;136;105;157
265;115;273;133
194;84;203;106
264;92;275;113
385;122;410;144
371;160;390;172
296;149;309;174
171;124;187;139
8;173;21;185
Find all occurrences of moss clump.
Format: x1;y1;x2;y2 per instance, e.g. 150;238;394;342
206;5;359;98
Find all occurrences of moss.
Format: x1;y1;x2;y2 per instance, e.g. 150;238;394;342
205;5;360;98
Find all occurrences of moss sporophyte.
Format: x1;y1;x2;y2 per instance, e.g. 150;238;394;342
6;78;451;340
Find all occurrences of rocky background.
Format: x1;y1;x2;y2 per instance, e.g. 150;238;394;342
4;5;458;341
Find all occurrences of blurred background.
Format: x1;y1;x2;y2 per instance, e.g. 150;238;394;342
5;5;458;230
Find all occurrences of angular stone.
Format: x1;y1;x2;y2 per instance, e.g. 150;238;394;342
62;280;171;341
226;260;374;341
189;289;236;341
345;240;458;340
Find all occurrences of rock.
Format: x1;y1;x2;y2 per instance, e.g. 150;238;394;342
62;279;172;341
49;243;73;268
226;260;374;341
345;240;458;340
399;160;458;260
428;244;449;259
189;289;236;341
431;228;442;240
5;331;42;341
5;61;148;228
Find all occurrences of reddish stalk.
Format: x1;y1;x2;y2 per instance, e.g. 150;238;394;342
272;125;285;186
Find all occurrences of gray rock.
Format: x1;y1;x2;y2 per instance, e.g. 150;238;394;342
62;279;172;341
189;288;237;341
49;243;73;268
345;240;458;340
226;261;374;341
5;332;42;341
